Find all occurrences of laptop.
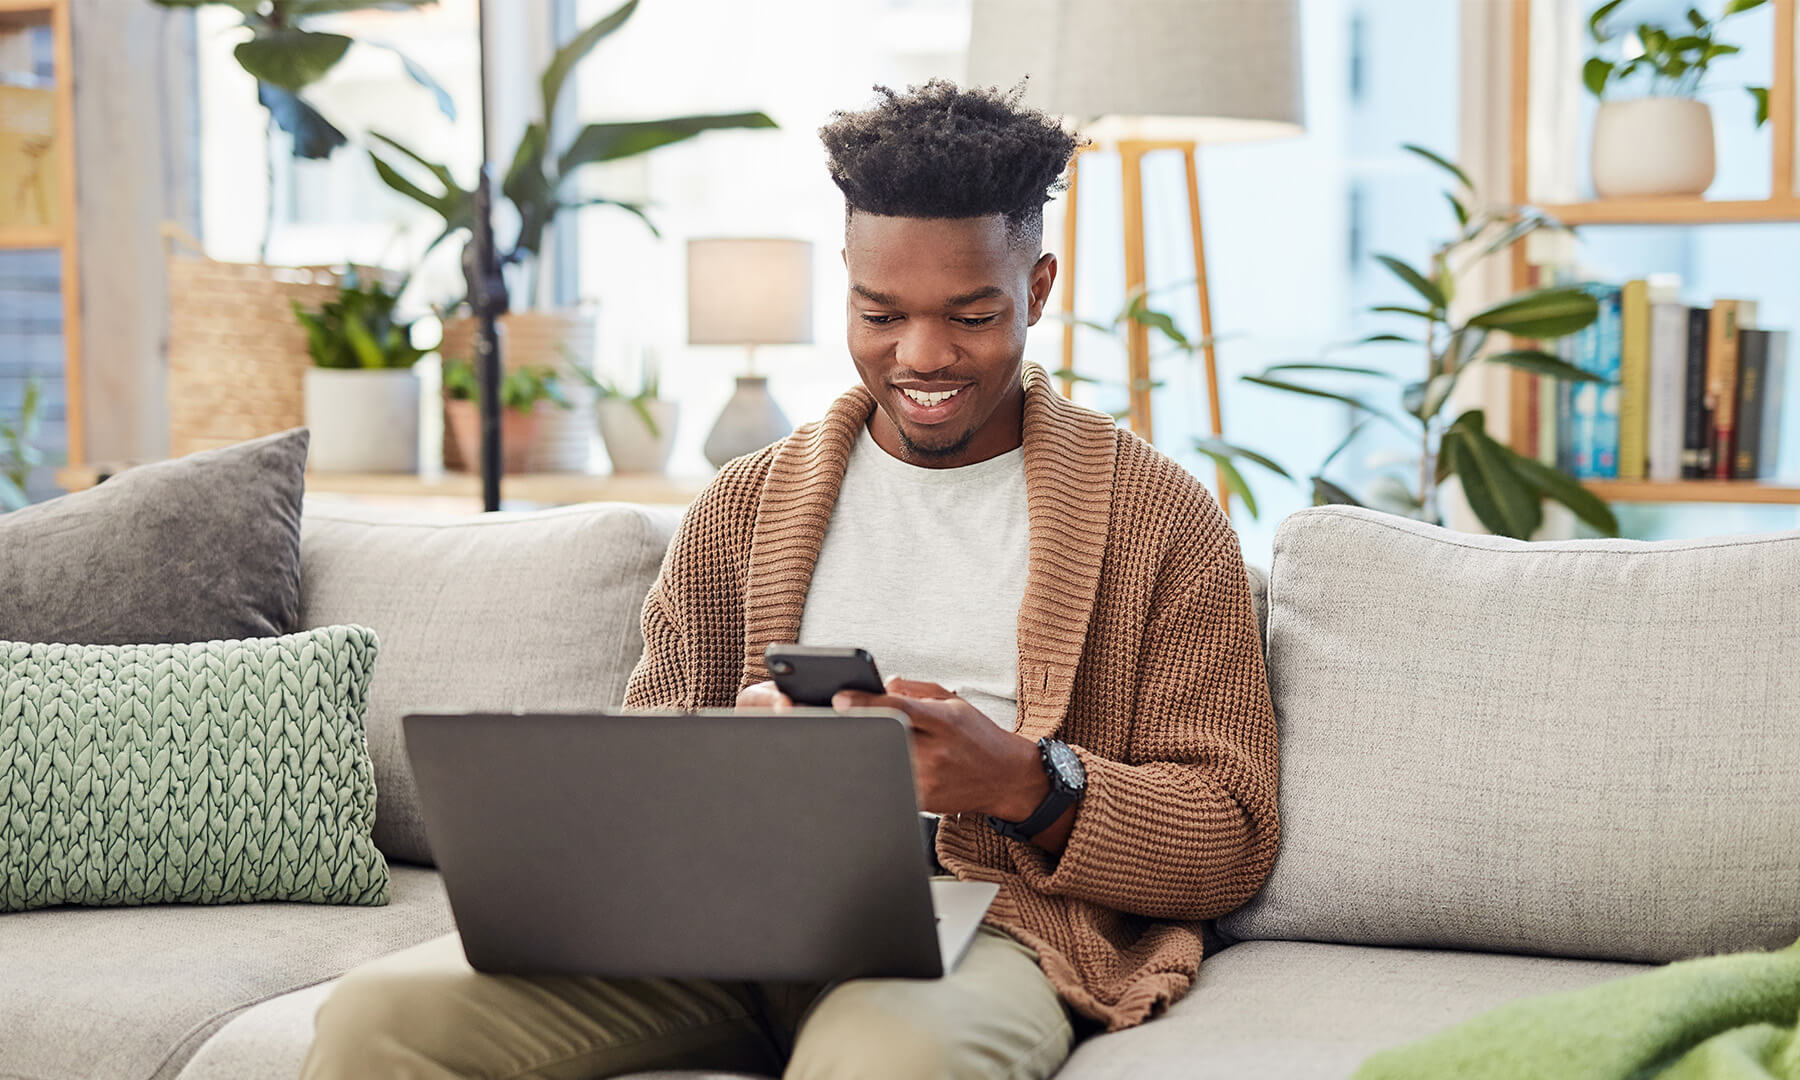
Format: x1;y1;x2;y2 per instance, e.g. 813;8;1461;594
403;709;999;982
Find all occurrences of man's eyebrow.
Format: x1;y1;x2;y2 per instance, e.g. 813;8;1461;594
850;284;899;305
943;286;1004;307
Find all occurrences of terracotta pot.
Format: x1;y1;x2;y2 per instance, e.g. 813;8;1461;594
1591;98;1716;198
443;398;542;475
439;309;597;472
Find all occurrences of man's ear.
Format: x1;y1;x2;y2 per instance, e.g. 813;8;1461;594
1025;252;1058;326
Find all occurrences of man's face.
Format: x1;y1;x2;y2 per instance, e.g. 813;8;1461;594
843;213;1056;466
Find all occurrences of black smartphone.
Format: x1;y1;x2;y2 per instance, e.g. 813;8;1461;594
763;644;885;707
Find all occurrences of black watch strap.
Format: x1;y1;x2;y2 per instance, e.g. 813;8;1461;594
986;739;1082;842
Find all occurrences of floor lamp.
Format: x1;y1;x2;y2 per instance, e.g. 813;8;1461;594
968;0;1303;515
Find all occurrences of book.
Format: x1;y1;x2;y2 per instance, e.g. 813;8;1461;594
1647;301;1689;481
1568;291;1602;476
1537;371;1559;466
1681;307;1711;477
1734;329;1769;478
1707;299;1757;479
1593;287;1623;478
1617;280;1650;479
1760;331;1788;477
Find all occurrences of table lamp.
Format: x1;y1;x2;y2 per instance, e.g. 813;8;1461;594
687;237;814;468
968;0;1303;511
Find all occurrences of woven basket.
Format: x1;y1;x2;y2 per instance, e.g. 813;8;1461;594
439;309;597;473
166;257;393;458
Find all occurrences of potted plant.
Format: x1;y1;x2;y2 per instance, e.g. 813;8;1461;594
293;272;430;473
1;377;51;511
1583;0;1770;198
441;357;570;475
575;352;678;474
367;0;775;472
1075;145;1622;540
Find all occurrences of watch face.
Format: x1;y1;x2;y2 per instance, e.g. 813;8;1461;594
1045;740;1086;793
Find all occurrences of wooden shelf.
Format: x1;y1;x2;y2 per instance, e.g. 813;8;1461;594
1540;198;1800;227
0;226;60;250
56;465;711;507
1578;479;1800;505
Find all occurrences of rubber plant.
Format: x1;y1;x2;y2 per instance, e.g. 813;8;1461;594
148;0;456;160
1226;144;1620;539
367;0;776;308
1583;0;1771;127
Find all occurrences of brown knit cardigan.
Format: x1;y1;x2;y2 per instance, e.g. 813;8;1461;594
622;363;1279;1031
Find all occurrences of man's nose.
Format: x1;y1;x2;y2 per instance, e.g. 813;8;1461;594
895;322;957;373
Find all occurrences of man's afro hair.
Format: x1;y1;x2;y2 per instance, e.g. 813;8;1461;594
819;79;1082;244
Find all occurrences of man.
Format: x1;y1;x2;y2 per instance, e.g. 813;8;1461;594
304;79;1278;1080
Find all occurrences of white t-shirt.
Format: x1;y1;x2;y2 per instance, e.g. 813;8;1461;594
797;423;1029;731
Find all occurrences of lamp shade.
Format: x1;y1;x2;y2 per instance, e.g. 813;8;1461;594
966;0;1304;144
686;238;815;346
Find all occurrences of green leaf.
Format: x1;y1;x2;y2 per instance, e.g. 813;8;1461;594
1751;86;1771;128
542;0;639;120
1403;373;1459;421
364;44;457;122
1192;437;1294;480
1480;348;1606;381
1207;455;1259;519
1371;305;1437;320
1048;368;1101;384
1125;295;1191;348
564;196;662;238
1261;361;1396;379
1400;143;1473;190
1447;193;1469;226
256;82;346;160
558;112;778;174
1589;0;1626;41
1311;476;1363;508
1724;0;1769;15
234;30;351;91
1502;445;1620;536
1354;332;1419;346
369;132;463;195
1687;6;1707;30
0;471;27;511
1241;374;1406;430
1583;56;1614;99
1480;216;1557;259
502;123;552;251
369;151;451;216
1468;286;1600;339
1317;417;1370;472
1445;416;1543;539
1375;253;1447;310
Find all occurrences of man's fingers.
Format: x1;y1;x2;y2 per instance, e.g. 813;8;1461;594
886;676;954;699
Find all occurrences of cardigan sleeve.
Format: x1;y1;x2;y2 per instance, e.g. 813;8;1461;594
1007;527;1281;921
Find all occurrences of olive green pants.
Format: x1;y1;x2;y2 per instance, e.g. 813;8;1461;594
300;926;1073;1080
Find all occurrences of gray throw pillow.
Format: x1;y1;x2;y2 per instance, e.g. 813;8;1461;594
0;429;308;645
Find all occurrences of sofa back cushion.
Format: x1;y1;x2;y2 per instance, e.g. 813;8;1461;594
299;502;679;866
1217;505;1800;963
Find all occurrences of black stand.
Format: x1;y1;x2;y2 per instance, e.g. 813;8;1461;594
464;169;508;513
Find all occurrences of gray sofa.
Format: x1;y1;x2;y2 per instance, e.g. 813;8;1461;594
5;500;1795;1079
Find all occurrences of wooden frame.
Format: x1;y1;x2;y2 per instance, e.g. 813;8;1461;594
1506;0;1800;504
1057;141;1231;512
0;0;82;465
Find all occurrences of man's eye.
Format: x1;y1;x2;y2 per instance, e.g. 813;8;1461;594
860;313;900;326
954;315;999;327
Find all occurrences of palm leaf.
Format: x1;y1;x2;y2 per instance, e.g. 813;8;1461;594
1401;143;1473;190
542;0;640;119
559;113;778;174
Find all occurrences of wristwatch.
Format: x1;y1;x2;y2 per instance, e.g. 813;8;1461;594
987;738;1087;842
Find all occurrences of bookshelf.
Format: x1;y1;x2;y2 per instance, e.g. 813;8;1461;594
0;0;81;465
1506;0;1800;504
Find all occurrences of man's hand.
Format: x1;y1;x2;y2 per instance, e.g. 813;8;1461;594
831;677;1071;852
735;681;794;710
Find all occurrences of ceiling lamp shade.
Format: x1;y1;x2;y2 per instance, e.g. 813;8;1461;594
686;238;815;347
966;0;1304;145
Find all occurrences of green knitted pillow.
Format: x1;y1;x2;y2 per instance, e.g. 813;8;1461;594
0;625;389;912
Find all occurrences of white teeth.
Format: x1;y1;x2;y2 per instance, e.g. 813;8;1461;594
902;387;961;406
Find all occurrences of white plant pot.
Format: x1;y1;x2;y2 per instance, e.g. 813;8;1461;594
597;399;679;474
303;367;422;473
1591;97;1716;199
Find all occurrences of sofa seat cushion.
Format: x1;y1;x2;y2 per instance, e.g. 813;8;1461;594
0;866;451;1080
1056;940;1648;1080
1220;506;1800;963
299;502;681;866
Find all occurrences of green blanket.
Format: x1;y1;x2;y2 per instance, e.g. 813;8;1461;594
1356;942;1800;1080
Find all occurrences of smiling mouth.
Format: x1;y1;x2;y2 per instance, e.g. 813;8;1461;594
901;386;962;406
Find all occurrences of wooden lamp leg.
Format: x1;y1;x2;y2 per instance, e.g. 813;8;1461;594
1058;149;1083;399
1182;143;1231;517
